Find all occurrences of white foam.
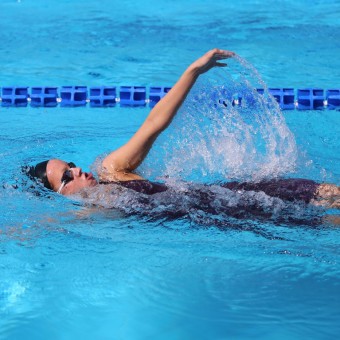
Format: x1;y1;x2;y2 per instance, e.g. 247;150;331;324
139;56;298;183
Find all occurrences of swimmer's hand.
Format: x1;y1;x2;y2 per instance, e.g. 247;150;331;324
188;48;235;75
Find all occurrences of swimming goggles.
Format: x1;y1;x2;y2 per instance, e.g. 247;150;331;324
57;162;76;194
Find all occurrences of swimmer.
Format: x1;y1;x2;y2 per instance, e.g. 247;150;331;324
26;49;340;209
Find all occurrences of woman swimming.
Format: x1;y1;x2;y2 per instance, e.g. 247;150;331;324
27;49;340;209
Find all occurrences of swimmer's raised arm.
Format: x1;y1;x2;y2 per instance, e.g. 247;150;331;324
101;49;235;181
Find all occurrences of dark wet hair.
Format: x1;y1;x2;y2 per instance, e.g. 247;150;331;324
25;160;52;190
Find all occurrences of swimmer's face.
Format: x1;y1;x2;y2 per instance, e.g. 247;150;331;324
46;159;98;195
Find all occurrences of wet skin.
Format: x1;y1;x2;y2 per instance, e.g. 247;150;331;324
46;159;97;195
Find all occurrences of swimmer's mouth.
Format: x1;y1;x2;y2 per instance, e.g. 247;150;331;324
86;172;94;180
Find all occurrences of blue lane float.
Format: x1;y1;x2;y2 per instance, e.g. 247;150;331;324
89;86;116;107
30;87;58;107
297;88;324;110
119;86;146;107
0;86;339;110
268;88;295;110
60;86;87;106
326;89;340;109
1;87;29;107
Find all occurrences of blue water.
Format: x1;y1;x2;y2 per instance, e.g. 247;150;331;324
1;1;340;339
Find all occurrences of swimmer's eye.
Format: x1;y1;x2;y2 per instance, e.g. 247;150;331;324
57;170;74;194
60;170;74;185
57;163;76;194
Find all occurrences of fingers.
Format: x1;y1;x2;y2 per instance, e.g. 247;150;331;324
212;49;234;68
217;52;235;59
190;48;235;74
209;48;235;60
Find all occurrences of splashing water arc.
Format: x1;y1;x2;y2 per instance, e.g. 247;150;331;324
140;55;298;183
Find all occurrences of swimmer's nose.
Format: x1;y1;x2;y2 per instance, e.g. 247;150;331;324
71;167;82;177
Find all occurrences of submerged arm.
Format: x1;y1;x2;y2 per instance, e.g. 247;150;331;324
101;49;235;181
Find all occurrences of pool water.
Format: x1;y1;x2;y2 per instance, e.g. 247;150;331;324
1;0;340;339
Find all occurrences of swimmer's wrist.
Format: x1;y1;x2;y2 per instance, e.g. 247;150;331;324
185;65;201;78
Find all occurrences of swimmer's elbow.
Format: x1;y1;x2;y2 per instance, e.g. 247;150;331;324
145;115;169;134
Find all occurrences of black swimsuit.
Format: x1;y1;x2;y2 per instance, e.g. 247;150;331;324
100;178;319;203
222;178;319;203
99;180;168;195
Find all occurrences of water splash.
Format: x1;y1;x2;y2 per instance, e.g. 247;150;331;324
139;55;297;183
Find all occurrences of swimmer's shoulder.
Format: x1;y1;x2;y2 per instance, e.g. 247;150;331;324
99;176;168;195
98;170;144;183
